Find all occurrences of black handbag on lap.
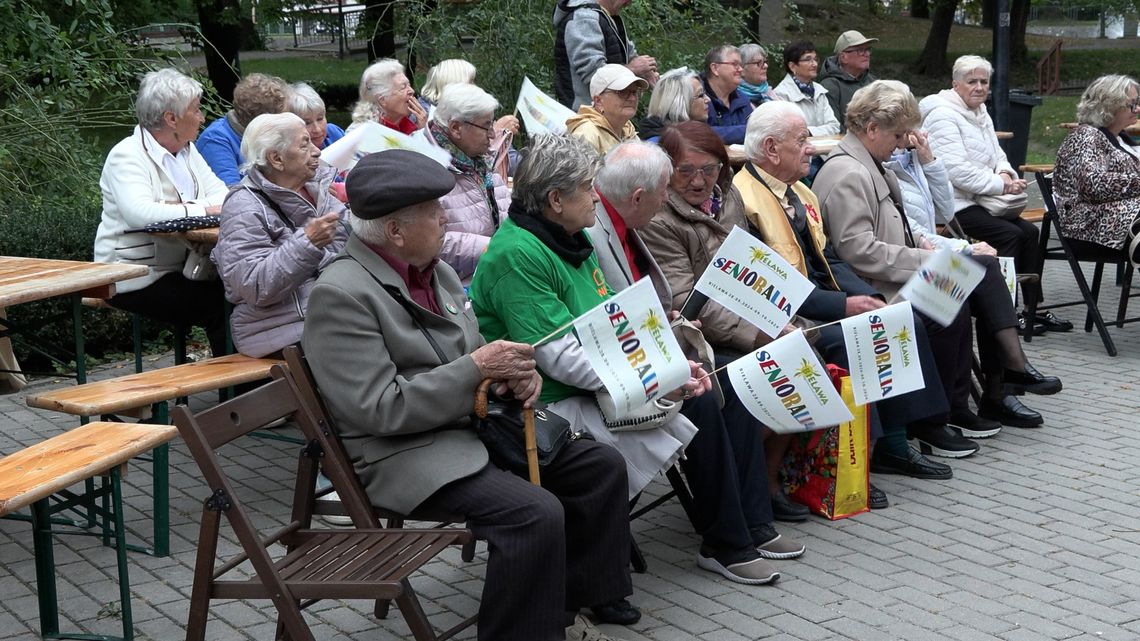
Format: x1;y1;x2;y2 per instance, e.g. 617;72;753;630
472;379;589;475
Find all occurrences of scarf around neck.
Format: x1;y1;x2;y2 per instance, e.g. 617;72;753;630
507;199;594;268
793;78;815;98
429;120;499;225
737;80;770;102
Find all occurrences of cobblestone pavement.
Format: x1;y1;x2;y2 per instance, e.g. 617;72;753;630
1;259;1138;641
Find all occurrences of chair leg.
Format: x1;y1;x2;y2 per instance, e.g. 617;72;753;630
1117;264;1133;327
1087;262;1105;333
630;537;648;574
185;510;221;641
1065;251;1117;356
665;466;698;525
394;580;439;641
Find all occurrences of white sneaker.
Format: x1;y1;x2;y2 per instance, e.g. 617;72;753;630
317;491;353;526
565;614;622;641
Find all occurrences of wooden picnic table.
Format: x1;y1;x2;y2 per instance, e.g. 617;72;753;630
1060;122;1140;136
156;227;219;245
995;131;1014;140
0;421;178;640
0;257;147;382
728;134;841;166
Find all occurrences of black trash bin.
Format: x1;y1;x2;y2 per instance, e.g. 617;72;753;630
986;90;1042;172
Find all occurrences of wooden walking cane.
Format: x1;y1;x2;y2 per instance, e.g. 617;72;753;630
474;380;542;487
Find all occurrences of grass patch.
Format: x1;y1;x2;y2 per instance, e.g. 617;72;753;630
242;56;364;87
1026;95;1079;165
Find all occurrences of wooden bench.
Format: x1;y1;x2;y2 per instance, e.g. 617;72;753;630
0;421;178;641
25;353;282;556
1021;207;1045;224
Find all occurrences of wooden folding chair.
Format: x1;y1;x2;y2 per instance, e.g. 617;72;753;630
172;368;472;641
1024;171;1138;356
278;346;477;622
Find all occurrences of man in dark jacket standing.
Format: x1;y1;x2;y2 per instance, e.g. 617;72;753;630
818;30;878;130
553;0;658;109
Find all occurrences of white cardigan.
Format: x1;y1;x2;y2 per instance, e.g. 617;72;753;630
919;90;1016;214
94;126;228;293
882;150;971;254
773;75;841;136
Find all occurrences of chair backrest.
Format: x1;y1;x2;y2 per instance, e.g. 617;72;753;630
277;346;382;528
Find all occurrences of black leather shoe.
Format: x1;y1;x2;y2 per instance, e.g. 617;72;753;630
907;424;980;458
871;446;953;479
1004;363;1062;396
771;489;810;522
1034;311;1073;332
591;599;641;626
948;409;1003;439
868;483;889;509
1017;313;1048;336
978;395;1044;428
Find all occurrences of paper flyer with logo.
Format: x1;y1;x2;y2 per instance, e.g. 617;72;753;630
319;121;451;173
898;249;985;327
840;301;926;406
692;226;815;339
573;279;691;418
727;330;853;434
516;77;577;136
997;256;1018;306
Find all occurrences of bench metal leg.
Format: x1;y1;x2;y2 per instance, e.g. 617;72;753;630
31;500;60;638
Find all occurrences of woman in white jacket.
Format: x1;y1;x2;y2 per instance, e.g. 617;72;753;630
920;55;1070;333
93;68;229;356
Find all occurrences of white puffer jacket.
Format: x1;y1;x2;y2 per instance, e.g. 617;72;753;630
773;75;841;136
920;89;1016;213
882;149;970;254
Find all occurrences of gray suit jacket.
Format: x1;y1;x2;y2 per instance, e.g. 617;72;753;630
302;234;489;514
586;201;672;307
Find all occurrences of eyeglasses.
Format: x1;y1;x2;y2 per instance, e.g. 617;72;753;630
605;87;642;101
844;47;872;56
715;60;743;69
796;56;818;64
744;60;767;67
693;89;708;100
675;162;722;180
463;120;494;136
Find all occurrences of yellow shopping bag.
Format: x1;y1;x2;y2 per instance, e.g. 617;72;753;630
782;365;870;520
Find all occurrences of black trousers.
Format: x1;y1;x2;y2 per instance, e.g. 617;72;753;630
955;205;1042;304
969;255;1020;375
108;272;228;357
417;439;631;641
679;375;774;553
921;305;975;414
813;313;951;435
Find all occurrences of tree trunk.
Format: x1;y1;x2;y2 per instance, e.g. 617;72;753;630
363;0;396;62
196;0;242;102
981;0;994;27
1010;0;1030;64
914;0;959;77
912;0;929;19
866;0;878;15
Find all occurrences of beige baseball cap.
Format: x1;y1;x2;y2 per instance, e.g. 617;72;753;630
590;64;649;98
834;30;878;53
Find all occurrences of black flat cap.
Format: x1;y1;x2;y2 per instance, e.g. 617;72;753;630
345;150;456;220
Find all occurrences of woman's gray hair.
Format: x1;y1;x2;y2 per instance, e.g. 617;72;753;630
135;68;203;130
845;80;921;134
595;141;672;202
240;112;305;174
352;58;405;124
513;135;601;214
1076;74;1140;127
288;82;326;117
744;101;805;161
233;74;290;128
647;67;699;123
952;55;993;82
432;83;499;128
420;59;477;104
739;43;767;65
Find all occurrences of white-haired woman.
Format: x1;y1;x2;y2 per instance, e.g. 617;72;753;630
638;67;710;142
213;113;349;358
419;58;477;111
348;58;427;135
738;44;777;107
288;82;345;150
94;68;229;357
1053;74;1140;264
418;83;513;284
921;55;1069;332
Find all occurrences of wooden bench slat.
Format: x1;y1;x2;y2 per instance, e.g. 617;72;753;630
26;354;282;416
1019;164;1054;174
1021;207;1045;224
0;422;178;516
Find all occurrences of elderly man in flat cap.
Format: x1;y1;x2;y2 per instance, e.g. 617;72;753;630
302;149;636;641
819;30;879;130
